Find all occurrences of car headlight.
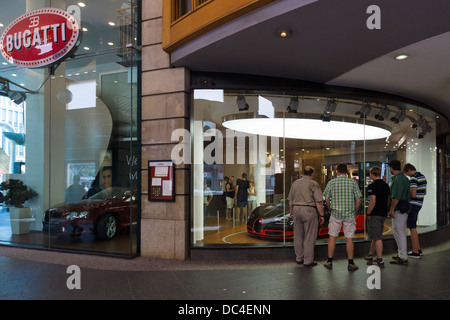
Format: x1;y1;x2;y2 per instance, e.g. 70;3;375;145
67;212;77;220
273;215;291;222
66;211;88;221
78;211;88;218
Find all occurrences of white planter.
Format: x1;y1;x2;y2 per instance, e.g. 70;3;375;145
9;207;35;234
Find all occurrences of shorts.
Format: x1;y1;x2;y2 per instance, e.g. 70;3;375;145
328;216;356;238
367;216;386;240
237;197;248;208
407;205;421;229
226;197;235;209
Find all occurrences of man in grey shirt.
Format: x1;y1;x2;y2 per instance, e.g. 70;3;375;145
288;167;325;266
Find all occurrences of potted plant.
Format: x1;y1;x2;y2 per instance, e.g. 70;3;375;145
0;179;38;234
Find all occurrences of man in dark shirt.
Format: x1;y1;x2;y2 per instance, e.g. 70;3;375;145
365;166;390;267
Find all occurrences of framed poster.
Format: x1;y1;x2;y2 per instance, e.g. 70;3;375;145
148;160;175;201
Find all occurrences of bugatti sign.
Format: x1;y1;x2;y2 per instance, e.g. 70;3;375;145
0;8;80;68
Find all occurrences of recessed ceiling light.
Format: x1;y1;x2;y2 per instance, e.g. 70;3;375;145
78;2;86;7
82;27;88;32
108;21;116;26
107;42;114;46
395;54;409;60
0;23;4;27
276;28;291;38
83;46;90;50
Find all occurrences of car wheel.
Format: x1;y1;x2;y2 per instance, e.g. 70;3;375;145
97;213;118;240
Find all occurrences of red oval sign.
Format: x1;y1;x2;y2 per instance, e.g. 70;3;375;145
0;7;80;68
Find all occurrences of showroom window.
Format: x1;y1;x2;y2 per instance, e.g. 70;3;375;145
0;0;140;257
190;87;442;248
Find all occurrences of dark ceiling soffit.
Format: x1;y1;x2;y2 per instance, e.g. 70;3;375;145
190;71;448;122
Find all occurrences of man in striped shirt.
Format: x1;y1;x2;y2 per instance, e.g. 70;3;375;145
403;163;427;258
323;163;362;271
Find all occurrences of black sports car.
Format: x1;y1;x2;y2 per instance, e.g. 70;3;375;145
247;200;365;240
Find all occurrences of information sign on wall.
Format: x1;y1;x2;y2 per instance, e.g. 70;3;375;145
148;161;175;202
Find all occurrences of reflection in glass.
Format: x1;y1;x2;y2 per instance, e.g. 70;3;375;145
43;187;137;241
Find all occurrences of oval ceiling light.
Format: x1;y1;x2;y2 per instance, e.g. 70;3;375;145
222;118;391;141
395;54;409;60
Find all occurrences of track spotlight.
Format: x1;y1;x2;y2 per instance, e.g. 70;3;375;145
325;99;337;113
320;99;336;122
418;127;432;139
0;79;27;104
411;117;426;129
0;79;9;96
237;94;249;111
374;106;390;121
418;121;432;139
287;96;299;113
355;103;371;118
320;113;331;122
390;109;407;124
9;91;27;105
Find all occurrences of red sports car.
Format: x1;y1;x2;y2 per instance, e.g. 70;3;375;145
43;187;137;240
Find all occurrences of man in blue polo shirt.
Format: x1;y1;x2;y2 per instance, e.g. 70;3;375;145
403;163;427;258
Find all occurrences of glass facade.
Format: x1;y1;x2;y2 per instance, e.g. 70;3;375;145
0;0;140;257
190;87;444;248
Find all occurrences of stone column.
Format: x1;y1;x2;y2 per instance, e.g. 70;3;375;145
141;0;190;260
